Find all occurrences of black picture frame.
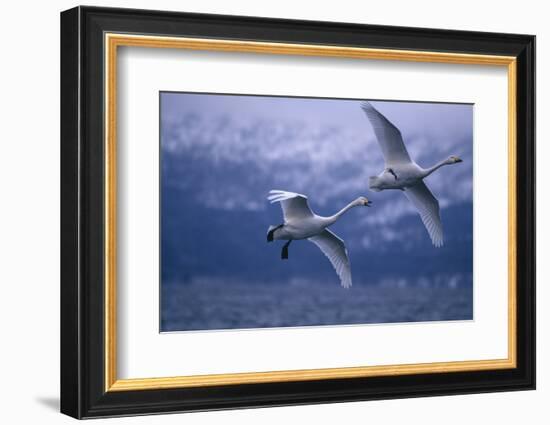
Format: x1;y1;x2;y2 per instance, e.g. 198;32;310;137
61;5;535;419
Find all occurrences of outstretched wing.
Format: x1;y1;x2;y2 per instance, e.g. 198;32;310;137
360;101;412;167
267;190;314;221
404;181;444;247
308;229;352;288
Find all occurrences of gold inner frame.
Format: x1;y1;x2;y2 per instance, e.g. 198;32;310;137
104;33;517;392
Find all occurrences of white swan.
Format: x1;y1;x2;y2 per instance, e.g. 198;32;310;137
266;190;372;288
361;101;463;247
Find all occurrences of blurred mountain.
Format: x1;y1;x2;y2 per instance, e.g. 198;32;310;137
161;177;472;286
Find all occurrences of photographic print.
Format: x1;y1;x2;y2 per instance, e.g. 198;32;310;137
160;93;473;332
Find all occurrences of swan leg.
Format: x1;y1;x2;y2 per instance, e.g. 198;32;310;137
387;168;398;180
281;240;292;260
267;224;284;242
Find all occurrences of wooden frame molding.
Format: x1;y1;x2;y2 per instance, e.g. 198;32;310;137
103;33;518;392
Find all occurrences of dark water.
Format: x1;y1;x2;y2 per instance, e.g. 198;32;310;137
161;279;473;332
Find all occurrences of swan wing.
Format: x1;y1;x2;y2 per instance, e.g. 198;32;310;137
267;190;314;221
360;101;412;166
308;229;352;288
404;181;444;247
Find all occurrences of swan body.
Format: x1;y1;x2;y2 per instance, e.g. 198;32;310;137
361;101;463;247
267;190;371;288
370;162;426;191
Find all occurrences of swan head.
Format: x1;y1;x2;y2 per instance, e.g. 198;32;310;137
356;196;372;207
447;155;463;164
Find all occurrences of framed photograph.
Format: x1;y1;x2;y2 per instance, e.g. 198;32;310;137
60;6;535;419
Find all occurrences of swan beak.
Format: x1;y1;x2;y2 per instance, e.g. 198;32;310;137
455;157;463;163
364;199;372;207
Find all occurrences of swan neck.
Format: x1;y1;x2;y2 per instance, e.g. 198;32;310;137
326;201;358;225
423;159;449;177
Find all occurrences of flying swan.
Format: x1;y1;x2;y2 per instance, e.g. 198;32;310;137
360;101;463;247
266;190;372;288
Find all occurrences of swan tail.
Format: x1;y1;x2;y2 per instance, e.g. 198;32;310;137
267;225;279;242
368;176;382;192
